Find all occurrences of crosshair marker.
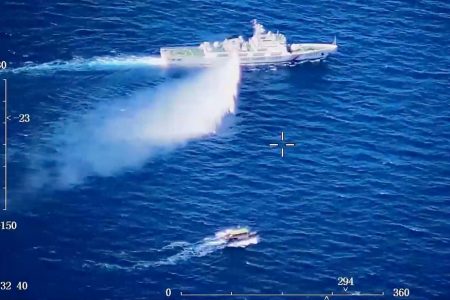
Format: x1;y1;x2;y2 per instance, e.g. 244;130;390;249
269;132;296;157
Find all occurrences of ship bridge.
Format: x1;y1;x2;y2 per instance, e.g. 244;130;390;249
249;20;287;53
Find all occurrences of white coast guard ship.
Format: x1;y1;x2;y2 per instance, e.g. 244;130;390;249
160;20;337;65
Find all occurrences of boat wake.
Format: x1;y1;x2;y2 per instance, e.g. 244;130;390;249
148;228;259;267
226;236;259;248
7;55;166;74
82;227;259;271
26;56;240;188
153;235;228;266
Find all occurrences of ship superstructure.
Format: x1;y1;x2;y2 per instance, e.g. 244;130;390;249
160;20;337;65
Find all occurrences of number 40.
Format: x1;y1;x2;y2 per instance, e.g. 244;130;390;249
17;282;28;290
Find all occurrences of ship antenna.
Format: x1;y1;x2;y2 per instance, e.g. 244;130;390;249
252;19;258;34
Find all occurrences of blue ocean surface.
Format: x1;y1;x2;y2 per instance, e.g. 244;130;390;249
1;0;449;299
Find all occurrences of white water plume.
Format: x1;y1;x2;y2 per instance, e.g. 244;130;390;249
29;56;240;188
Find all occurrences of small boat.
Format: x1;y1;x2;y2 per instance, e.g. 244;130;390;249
225;228;256;241
215;227;259;248
160;20;337;66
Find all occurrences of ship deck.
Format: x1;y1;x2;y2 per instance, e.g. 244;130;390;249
161;46;205;57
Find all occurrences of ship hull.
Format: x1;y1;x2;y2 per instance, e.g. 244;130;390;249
160;43;337;66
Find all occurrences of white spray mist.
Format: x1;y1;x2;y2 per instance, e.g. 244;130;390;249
30;56;241;188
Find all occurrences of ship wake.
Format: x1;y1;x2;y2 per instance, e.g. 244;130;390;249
7;55;166;74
